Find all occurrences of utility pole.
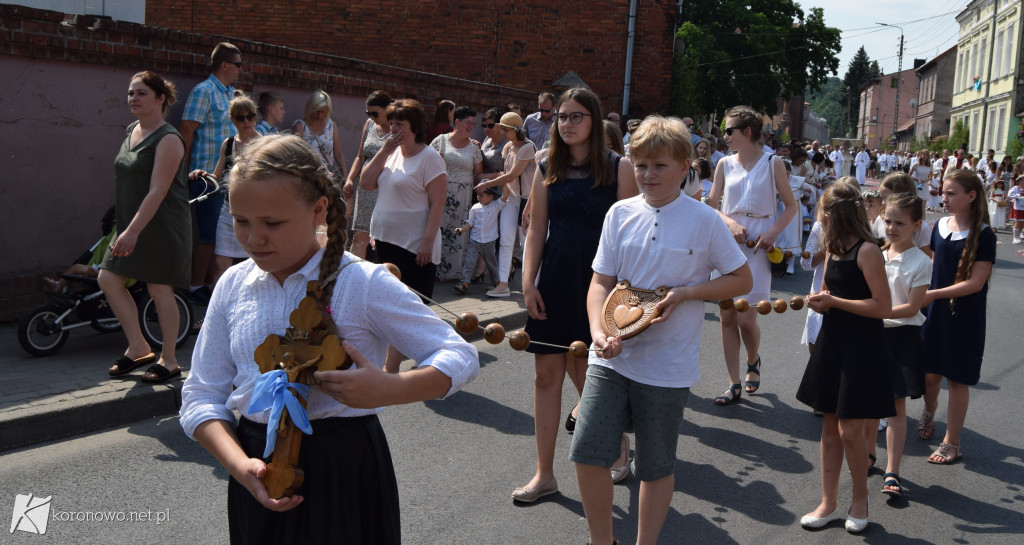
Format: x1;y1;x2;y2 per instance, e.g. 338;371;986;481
879;23;905;146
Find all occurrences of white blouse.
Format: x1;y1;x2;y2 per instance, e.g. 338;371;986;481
180;250;479;438
719;152;778;217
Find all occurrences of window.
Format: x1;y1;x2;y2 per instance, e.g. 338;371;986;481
995;30;1004;78
972;111;980;150
997;107;1007;152
970;42;978;84
979;38;987;79
958;53;966;91
988;107;997;148
1006;23;1015;76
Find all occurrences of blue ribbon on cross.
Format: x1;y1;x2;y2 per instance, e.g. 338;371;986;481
246;370;313;458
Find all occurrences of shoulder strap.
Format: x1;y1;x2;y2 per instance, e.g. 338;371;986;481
225;136;235;157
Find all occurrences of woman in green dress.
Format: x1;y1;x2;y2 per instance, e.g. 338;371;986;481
100;71;191;382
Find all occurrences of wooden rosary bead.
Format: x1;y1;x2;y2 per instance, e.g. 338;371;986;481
772;299;787;313
569;341;589;358
756;300;772;315
719;298;734;310
483;323;505;344
508;329;531;351
734;298;750;312
455;312;478;334
384;262;401;279
789;295;805;311
745;239;756;248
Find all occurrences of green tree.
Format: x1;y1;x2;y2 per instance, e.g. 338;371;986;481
806;77;846;136
840;47;883;132
671;1;841;118
947;120;969;151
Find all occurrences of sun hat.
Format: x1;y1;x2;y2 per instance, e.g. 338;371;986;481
499;112;524;129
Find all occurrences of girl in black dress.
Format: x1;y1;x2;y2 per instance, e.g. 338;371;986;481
919;170;996;465
796;181;894;534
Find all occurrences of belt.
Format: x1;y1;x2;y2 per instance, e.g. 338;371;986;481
731;213;770;218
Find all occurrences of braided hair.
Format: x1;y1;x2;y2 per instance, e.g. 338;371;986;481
230;134;349;319
819;178;882;255
944;169;990;286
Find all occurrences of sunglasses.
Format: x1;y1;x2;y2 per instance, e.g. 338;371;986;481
539;108;553;113
365;110;379;118
481;122;496;129
227;61;242;68
233;113;257;122
724;126;746;136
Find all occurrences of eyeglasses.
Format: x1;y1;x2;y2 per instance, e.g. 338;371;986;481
228;61;242;68
724;126;746;136
539;108;553;113
458;119;476;128
557;112;592;125
365;110;379;118
481;123;496;129
233;113;257;122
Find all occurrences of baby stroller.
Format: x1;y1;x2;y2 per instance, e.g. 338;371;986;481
17;176;219;357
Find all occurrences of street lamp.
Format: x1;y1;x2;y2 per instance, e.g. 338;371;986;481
877;23;905;146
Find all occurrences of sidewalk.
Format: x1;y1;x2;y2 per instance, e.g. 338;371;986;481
0;273;527;452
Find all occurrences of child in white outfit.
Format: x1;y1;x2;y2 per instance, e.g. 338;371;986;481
453;184;508;293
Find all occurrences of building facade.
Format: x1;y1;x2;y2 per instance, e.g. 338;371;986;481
915;45;957;143
950;0;1023;155
856;68;917;149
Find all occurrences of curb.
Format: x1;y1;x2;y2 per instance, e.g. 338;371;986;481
0;383;181;452
0;305;528;452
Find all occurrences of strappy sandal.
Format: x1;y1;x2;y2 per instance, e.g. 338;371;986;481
881;472;902;497
928;442;962;465
744;355;761;393
918;409;935;440
715;383;742;406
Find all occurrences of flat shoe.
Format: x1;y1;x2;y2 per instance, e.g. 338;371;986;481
512;477;558;503
800;507;844;529
486;286;511;298
108;353;156;376
611;435;631;483
141;364;182;383
846;506;869;534
714;383;742;406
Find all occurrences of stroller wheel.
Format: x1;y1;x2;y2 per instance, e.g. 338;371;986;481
18;304;70;356
137;289;194;349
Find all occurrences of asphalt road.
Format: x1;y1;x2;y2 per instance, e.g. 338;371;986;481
3;238;1024;544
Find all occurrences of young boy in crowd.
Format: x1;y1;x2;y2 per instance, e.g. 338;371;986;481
453;185;508;294
569;116;752;545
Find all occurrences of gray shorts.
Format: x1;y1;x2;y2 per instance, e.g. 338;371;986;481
568;364;690;482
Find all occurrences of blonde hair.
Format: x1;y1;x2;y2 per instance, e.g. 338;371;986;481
303;90;332;121
230;134;348;318
228;90;257;118
628;115;693;164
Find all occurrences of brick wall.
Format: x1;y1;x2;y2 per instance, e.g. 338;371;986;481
144;0;677;117
0;4;540;322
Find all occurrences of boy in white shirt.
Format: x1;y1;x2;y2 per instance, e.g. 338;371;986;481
453;185;508;294
569;116;751;545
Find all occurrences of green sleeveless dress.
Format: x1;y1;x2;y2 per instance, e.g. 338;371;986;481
100;121;191;288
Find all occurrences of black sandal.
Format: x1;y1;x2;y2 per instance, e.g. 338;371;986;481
108;353;155;376
141;364;182;383
881;472;902;497
745;355;761;393
715;383;742;406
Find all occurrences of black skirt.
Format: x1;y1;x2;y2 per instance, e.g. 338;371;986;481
883;325;926;399
229;416;401;545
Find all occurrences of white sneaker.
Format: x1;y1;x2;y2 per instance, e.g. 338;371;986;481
486;286;511;298
1013;238;1021;245
878;419;888;432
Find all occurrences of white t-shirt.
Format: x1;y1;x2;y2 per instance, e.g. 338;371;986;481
502;141;537;199
589;194;747;388
882;246;932;327
369;146;447;263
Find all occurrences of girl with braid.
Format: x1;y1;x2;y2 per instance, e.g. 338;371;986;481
917;169;995;465
179;134;478;543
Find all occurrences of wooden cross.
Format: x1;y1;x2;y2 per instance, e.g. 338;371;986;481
252;281;351;499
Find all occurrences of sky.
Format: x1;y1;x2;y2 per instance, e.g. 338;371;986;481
813;0;965;78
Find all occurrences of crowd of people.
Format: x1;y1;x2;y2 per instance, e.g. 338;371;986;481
78;39;1008;544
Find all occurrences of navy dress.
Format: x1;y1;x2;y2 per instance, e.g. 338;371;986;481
922;219;996;385
525;151;620;354
796;240;896;418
